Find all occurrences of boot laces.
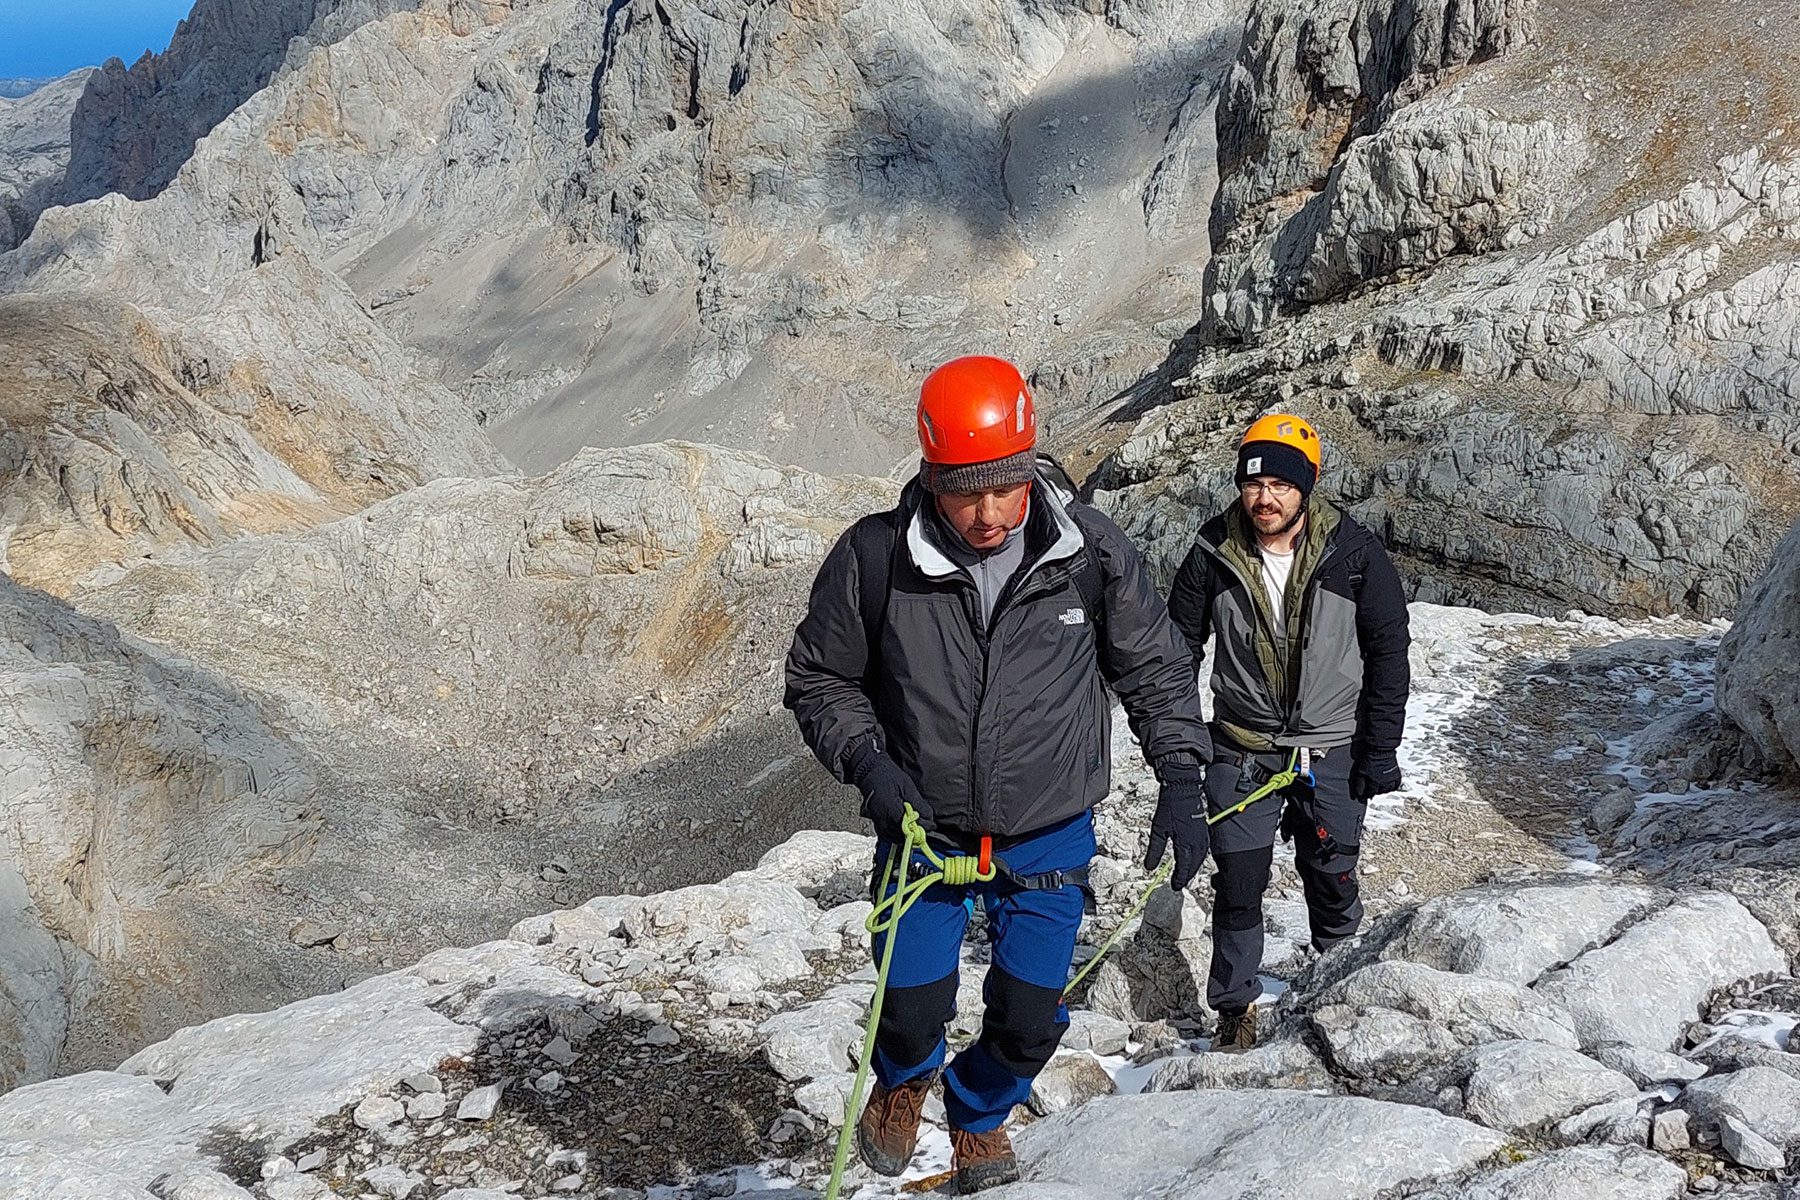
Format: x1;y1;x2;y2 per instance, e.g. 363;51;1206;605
881;1079;928;1127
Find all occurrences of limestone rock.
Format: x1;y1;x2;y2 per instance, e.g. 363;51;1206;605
1311;1004;1464;1081
1146;1037;1336;1094
1720;1113;1787;1171
1716;518;1800;777
1315;960;1579;1049
1532;893;1787;1051
1461;1041;1638;1133
1680;1067;1800;1154
0;69;92;250
1382;878;1661;985
1586;1043;1706;1089
0;575;322;1092
1062;1010;1132;1057
1028;1052;1117;1116
1436;1145;1687;1200
985;1090;1506;1198
758;989;864;1084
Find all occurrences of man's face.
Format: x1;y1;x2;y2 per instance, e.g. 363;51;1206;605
937;482;1030;551
1241;476;1305;537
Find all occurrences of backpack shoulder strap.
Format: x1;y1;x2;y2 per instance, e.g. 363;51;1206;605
1075;541;1107;632
852;511;899;675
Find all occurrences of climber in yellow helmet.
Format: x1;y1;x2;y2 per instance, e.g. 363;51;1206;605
1166;414;1412;1051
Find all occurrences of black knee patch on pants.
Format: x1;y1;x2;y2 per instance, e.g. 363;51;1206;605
1297;845;1363;945
977;965;1066;1078
877;972;959;1073
1212;846;1274;932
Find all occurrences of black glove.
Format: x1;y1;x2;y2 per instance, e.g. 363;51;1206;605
847;738;932;843
1145;757;1209;890
1351;750;1402;803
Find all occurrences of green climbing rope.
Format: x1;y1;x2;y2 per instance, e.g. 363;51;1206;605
1063;749;1301;1000
824;806;994;1200
823;753;1303;1197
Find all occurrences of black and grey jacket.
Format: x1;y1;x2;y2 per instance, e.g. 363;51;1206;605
1167;496;1410;756
784;471;1212;839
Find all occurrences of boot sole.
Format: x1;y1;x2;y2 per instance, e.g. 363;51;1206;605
856;1123;915;1178
956;1161;1021;1194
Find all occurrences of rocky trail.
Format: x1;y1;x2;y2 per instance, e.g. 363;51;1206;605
8;602;1800;1200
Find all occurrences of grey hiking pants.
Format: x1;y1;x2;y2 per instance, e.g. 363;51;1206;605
1205;736;1365;1011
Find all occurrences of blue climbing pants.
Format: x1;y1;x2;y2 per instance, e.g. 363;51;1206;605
869;811;1094;1133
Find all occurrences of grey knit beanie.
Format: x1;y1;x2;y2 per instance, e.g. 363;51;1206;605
919;449;1038;495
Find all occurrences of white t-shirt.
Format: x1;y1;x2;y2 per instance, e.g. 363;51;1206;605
1261;547;1295;638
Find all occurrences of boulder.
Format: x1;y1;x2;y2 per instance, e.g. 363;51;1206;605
1384;879;1661;985
1461;1041;1639;1133
1147;1037;1337;1094
1554;1096;1651;1147
758;987;865;1083
1586;1042;1707;1088
1029;1052;1117;1116
1434;1145;1687;1200
983;1090;1506;1199
1720;1113;1787;1171
1533;893;1786;1051
1316;960;1579;1048
1716;518;1800;776
1680;1066;1800;1152
1311;1004;1464;1081
1062;1010;1132;1057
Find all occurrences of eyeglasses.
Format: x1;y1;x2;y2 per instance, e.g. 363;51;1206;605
1240;480;1297;498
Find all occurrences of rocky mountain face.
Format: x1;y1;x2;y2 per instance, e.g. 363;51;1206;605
0;69;92;249
4;0;1247;481
1088;0;1800;620
0;574;323;1094
0;440;887;1094
2;4;1799;1199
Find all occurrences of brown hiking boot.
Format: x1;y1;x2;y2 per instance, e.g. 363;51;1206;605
951;1126;1019;1194
1216;1003;1258;1051
856;1078;931;1176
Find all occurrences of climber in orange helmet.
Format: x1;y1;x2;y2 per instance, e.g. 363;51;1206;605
785;355;1211;1192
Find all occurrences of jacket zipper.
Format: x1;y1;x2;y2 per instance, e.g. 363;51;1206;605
966;554;1082;834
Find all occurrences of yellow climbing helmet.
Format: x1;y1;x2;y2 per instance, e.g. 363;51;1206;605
1240;413;1323;475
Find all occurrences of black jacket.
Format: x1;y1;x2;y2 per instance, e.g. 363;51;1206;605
1168;499;1410;756
784;473;1212;839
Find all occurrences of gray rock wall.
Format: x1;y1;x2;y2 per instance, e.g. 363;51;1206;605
1716;517;1800;777
0;68;92;250
1090;0;1800;618
0;575;322;1093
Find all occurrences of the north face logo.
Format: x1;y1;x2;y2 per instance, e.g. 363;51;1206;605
1059;608;1086;626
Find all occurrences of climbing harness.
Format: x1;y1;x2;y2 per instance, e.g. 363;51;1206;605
825;754;1310;1197
1208;746;1307;826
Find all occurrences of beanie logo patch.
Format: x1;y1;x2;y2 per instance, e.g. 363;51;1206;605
1246;456;1263;475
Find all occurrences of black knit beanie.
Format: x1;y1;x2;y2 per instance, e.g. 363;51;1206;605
1236;440;1317;497
920;449;1038;495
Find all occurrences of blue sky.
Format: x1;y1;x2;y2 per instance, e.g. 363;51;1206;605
0;0;194;79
